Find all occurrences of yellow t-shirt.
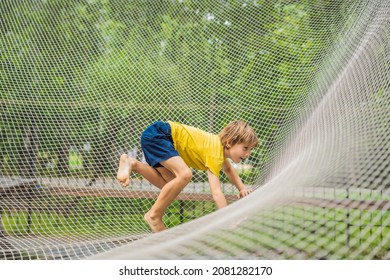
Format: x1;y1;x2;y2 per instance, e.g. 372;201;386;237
168;121;225;176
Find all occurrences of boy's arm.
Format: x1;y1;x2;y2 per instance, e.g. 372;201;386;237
222;159;252;198
207;169;228;209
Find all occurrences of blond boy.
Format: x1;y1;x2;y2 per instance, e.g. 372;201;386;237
117;120;259;232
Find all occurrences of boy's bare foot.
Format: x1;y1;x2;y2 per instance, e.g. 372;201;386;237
117;154;133;187
144;211;166;233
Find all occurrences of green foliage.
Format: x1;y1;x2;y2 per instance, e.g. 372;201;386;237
1;0;351;179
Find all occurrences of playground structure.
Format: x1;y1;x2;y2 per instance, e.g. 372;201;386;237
0;0;389;259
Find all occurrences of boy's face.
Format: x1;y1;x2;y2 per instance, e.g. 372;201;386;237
225;143;253;163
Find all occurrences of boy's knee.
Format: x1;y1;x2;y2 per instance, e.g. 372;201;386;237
179;168;192;183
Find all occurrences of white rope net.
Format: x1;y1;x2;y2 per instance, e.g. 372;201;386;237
0;0;389;260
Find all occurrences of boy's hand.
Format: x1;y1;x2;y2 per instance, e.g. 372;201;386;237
237;188;252;199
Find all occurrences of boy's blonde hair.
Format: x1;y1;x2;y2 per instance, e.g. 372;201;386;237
219;121;259;148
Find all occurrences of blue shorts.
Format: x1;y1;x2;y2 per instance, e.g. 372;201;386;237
141;121;179;168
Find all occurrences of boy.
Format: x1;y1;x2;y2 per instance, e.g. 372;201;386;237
117;120;259;232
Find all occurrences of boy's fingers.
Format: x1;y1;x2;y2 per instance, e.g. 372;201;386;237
237;189;251;199
238;189;252;198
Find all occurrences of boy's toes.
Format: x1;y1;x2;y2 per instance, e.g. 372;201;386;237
120;178;129;187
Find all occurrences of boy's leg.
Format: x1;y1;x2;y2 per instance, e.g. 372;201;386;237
117;154;173;189
144;156;192;232
155;167;176;184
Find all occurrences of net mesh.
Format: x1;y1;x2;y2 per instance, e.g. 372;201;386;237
1;0;389;260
